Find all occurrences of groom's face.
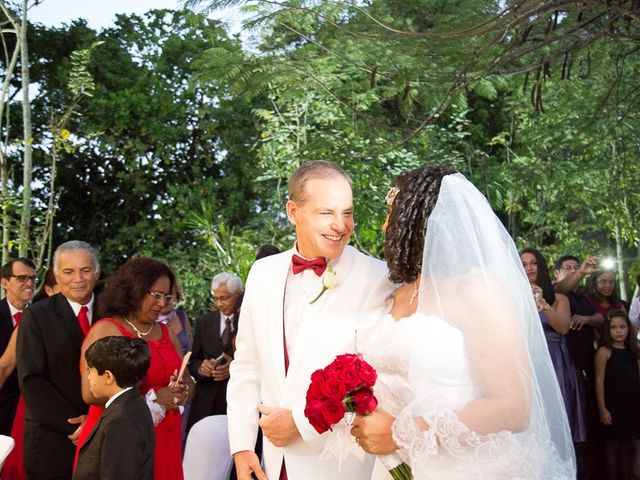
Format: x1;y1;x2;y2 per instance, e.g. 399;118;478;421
287;176;354;260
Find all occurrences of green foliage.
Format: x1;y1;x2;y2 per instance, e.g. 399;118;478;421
67;41;103;97
2;1;639;306
186;0;640;290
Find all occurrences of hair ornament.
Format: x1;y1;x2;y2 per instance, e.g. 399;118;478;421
385;186;399;207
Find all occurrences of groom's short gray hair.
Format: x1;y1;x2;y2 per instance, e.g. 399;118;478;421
289;160;351;204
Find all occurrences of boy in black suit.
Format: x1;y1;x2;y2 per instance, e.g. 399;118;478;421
74;336;155;480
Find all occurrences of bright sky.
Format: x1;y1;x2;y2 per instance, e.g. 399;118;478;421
29;0;244;33
30;0;184;29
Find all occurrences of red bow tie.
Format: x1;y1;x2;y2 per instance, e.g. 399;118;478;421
292;254;327;276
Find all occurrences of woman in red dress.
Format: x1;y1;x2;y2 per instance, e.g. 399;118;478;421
75;258;192;480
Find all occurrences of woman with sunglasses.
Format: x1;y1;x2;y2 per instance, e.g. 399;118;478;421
75;257;193;480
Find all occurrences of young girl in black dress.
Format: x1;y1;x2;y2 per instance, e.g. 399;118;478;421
595;310;640;479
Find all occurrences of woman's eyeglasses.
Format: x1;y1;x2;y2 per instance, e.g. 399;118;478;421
148;291;173;303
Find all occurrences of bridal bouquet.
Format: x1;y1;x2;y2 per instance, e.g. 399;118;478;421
304;353;378;433
304;354;413;479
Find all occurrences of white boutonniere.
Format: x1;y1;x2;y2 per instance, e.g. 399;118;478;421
310;266;338;304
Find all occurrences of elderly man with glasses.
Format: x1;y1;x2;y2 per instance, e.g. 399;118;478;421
185;272;243;436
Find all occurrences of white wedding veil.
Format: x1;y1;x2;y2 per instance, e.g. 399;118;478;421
392;173;576;479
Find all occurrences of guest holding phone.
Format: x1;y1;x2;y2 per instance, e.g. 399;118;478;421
185;272;243;436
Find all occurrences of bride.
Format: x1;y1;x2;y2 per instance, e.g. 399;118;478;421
350;165;576;479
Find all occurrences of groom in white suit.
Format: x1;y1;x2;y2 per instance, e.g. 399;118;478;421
228;161;393;480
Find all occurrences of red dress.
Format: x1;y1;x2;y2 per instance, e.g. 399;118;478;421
2;396;26;479
75;318;184;480
586;295;626;318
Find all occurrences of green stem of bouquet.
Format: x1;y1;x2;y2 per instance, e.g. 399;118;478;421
309;286;328;304
389;462;413;480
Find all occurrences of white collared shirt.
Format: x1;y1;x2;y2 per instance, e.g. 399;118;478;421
7;300;24;327
67;294;95;325
283;247;326;362
105;386;133;409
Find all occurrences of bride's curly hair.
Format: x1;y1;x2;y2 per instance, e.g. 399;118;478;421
384;164;457;284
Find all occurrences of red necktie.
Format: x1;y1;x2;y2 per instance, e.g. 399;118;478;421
13;311;21;326
77;306;91;336
291;254;327;276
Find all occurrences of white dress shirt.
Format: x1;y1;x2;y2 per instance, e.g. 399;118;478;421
67;294;95;325
105;386;133;409
283;250;325;362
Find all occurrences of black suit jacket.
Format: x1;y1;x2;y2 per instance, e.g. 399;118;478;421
16;293;90;477
0;297;19;435
73;388;155;480
186;310;238;432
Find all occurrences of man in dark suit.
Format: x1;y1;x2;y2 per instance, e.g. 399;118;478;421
186;272;243;434
74;336;154;480
17;241;100;480
0;257;36;435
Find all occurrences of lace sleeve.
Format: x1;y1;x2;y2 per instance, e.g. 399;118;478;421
391;399;575;479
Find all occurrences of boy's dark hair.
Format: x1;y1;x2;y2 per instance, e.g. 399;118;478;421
85;336;151;388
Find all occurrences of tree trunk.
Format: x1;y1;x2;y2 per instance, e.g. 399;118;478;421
18;0;32;257
0;2;21;264
614;222;627;301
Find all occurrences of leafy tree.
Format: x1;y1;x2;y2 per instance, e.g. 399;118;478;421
187;0;640;294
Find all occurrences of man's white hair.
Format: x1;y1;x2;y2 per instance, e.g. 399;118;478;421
211;272;243;293
53;240;100;273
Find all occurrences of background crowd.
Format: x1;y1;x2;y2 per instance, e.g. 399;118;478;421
0;240;639;479
519;251;640;480
0;240;281;480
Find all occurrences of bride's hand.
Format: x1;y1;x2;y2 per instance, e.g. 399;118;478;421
350;407;398;455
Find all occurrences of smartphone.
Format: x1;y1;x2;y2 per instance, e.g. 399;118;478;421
213;353;228;368
171;351;192;387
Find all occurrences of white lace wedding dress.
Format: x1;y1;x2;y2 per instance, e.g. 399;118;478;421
363;312;575;480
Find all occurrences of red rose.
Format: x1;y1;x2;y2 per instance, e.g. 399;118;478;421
351;388;378;415
305;398;330;433
320;375;347;400
322;398;346;425
308;412;330;434
356;359;377;387
310;368;327;385
336;365;361;392
307;379;324;400
334;354;358;371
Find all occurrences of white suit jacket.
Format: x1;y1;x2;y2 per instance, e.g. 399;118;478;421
228;245;393;480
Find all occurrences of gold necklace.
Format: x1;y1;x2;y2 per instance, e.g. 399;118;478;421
123;317;154;338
